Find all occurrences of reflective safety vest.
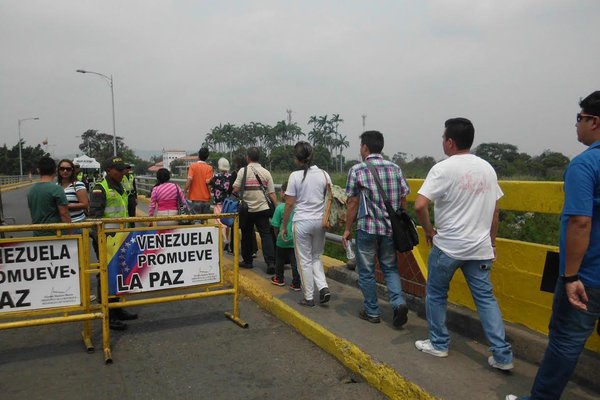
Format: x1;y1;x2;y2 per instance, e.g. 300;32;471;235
77;172;83;181
98;179;128;229
122;174;136;196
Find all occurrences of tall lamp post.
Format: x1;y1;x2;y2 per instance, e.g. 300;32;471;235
18;117;39;176
76;69;118;156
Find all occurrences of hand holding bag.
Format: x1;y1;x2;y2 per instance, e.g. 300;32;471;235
365;162;418;253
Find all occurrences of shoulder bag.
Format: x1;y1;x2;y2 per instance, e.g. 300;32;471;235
365;162;418;253
251;167;275;217
321;170;335;230
175;184;193;225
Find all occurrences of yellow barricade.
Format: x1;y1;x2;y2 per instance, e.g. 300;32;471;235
0;212;246;364
0;221;102;353
95;212;246;363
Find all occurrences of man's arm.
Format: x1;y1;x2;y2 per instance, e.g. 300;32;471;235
58;205;71;224
414;194;435;245
184;176;192;196
564;215;592;311
341;195;359;248
269;191;278;207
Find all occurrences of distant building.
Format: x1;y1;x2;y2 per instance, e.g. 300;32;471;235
162;149;187;170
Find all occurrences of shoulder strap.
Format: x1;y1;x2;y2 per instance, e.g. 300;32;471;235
365;162;394;214
250;166;266;189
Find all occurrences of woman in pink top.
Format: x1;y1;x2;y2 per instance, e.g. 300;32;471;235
149;168;186;226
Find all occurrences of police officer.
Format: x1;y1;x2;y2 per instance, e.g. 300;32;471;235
90;156;138;330
122;163;137;228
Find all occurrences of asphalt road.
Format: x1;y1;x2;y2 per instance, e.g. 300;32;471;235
0;187;386;400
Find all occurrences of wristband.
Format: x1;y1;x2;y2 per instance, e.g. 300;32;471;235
561;274;580;283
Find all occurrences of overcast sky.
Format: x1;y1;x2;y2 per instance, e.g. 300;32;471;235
1;0;599;163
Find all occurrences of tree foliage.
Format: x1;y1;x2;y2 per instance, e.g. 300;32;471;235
0;141;48;175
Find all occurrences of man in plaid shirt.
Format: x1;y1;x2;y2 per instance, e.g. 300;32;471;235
342;130;411;327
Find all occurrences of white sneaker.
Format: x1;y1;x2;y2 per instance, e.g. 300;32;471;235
414;339;448;358
488;355;514;371
505;395;518;400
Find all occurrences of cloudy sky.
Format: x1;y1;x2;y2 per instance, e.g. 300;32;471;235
1;0;598;163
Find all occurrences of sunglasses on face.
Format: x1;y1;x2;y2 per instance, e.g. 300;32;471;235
59;167;73;172
576;113;598;123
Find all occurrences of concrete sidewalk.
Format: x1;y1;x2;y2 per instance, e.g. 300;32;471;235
231;254;598;400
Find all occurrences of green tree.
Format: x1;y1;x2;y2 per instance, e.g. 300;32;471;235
0;141;48;175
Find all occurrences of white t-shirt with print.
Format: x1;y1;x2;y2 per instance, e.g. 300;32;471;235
418;154;502;260
286;166;331;222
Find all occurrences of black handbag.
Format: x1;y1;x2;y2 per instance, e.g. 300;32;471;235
365;162;419;253
238;167;249;224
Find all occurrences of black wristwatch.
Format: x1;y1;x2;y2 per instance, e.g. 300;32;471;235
561;274;580;283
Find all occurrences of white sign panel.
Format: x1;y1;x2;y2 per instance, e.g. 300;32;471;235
0;239;81;313
107;226;221;295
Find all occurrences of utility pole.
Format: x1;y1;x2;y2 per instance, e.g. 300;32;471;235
361;114;367;132
286;108;293;144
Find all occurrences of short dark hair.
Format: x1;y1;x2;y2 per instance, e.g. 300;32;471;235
156;168;171;184
198;147;209;161
580;91;600;117
38;156;56;176
360;131;384;154
281;181;287;192
444;118;474;150
247;147;260;162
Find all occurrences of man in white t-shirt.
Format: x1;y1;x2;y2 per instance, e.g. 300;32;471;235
413;118;513;371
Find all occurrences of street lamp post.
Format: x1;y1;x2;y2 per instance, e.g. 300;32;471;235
76;69;118;156
18;117;39;176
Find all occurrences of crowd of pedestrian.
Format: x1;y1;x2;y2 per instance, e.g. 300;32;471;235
22;90;600;399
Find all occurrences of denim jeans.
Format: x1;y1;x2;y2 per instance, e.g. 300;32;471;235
520;279;600;400
355;229;406;317
426;246;513;364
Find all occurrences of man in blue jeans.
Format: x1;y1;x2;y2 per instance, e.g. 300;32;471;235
507;93;600;399
342;130;410;327
414;118;513;370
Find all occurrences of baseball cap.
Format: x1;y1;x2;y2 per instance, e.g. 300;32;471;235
103;156;126;171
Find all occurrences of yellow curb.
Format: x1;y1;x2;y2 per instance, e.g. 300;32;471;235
0;181;35;192
225;268;437;400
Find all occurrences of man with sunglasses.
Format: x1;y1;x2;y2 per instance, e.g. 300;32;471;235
507;92;600;400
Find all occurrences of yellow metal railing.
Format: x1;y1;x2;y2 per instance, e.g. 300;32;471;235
406;179;599;352
0;213;246;363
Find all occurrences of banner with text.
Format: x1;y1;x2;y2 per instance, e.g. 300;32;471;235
107;227;221;295
0;239;81;313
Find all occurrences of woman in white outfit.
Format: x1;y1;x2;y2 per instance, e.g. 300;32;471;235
280;141;332;307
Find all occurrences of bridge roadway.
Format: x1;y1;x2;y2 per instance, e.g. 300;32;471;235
2;186;599;399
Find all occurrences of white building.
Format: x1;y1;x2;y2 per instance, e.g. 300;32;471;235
162;149;187;170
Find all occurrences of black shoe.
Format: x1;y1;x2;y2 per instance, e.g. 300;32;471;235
359;309;381;324
109;319;128;331
393;304;409;328
113;308;138;321
266;265;275;275
298;298;315;307
239;262;253;269
319;287;331;304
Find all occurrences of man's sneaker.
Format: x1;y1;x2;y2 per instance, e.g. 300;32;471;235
111;308;138;321
298;298;315;307
393;304;409;328
319;287;331;304
359;309;381;324
239;261;253;269
505;396;518;400
289;282;302;291
270;276;285;286
415;339;448;358
488;356;514;371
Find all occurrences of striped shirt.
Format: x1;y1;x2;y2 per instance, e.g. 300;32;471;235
345;154;410;236
232;163;275;213
61;181;87;222
149;182;186;216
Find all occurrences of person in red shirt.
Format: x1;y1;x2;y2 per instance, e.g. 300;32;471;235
185;147;214;215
